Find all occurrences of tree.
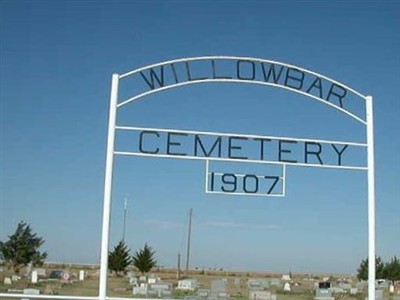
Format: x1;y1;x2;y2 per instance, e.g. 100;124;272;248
132;243;157;274
108;241;132;276
357;256;385;280
0;221;47;273
384;256;400;283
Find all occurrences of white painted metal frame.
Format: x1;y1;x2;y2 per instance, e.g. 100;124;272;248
0;57;376;300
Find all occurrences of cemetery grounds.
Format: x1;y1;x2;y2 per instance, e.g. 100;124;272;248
1;264;394;300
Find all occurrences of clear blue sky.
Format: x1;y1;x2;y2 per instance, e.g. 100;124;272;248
0;0;399;274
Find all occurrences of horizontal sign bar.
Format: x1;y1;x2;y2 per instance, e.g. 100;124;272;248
115;126;368;170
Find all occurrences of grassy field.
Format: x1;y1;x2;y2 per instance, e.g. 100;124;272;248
0;265;391;299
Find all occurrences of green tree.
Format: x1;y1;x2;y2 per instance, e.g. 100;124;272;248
0;221;47;273
384;256;400;283
132;243;157;274
108;241;132;276
357;256;385;281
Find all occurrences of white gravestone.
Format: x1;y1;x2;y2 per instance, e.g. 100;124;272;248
282;274;291;281
24;288;40;294
79;270;85;281
22;288;40;300
249;291;271;300
283;282;291;292
4;277;12;285
31;271;38;284
350;288;359;295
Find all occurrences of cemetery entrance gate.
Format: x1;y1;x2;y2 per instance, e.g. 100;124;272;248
99;57;376;300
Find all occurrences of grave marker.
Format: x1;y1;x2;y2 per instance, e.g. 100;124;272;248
31;271;37;284
79;270;85;281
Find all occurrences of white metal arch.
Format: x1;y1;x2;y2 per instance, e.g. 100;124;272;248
100;57;376;300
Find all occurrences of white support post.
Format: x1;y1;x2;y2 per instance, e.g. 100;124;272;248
99;74;120;300
366;96;376;300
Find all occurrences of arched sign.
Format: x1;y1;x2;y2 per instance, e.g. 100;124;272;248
99;57;376;300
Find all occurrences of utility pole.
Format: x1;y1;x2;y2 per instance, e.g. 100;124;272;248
186;208;192;275
122;197;127;242
177;253;181;279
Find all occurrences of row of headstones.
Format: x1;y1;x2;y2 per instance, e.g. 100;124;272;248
133;282;173;297
3;269;86;286
132;279;230;298
131;278;283;298
315;281;398;300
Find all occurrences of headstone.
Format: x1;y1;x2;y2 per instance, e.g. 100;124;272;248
249;290;271;300
34;268;46;277
375;289;383;300
148;277;157;284
4;277;12;285
24;288;40;295
61;271;70;281
48;270;62;280
248;279;270;290
198;289;210;298
350;288;358;295
270;278;281;287
315;288;334;300
211;279;227;297
79;270;85;281
177;279;198;291
31;270;38;283
23;287;40;299
149;282;172;297
283;282;291;292
319;282;331;289
130;277;138;286
127;271;135;278
282;274;291;281
377;280;389;289
11;275;20;281
234;278;241;287
133;283;148;296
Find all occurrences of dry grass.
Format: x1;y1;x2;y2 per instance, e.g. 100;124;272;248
0;266;374;299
